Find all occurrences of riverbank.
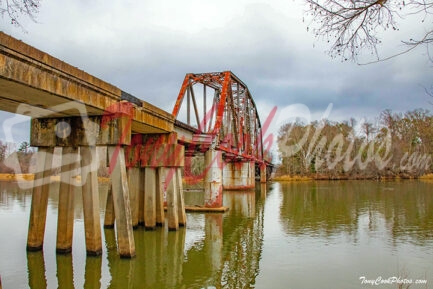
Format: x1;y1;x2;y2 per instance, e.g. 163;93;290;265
273;173;433;182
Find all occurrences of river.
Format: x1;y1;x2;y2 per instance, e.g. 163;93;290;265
0;180;432;288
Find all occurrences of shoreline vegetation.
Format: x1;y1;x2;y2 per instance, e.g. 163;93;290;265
277;109;433;181
273;173;433;181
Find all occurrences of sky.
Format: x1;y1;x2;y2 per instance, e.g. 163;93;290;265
0;0;432;145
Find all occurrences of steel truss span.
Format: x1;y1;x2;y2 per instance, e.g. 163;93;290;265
172;71;267;164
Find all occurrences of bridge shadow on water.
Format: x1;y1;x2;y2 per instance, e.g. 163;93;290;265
14;182;269;289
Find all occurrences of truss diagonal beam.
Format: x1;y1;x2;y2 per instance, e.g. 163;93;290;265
172;71;265;163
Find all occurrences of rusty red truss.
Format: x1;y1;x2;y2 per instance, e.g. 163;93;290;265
172;71;265;163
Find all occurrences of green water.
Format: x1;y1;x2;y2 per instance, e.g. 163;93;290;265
0;180;432;288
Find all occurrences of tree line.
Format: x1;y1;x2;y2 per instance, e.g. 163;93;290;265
277;108;433;179
0;143;110;177
0;141;34;173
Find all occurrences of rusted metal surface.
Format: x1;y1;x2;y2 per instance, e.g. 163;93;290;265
124;133;184;168
172;71;265;165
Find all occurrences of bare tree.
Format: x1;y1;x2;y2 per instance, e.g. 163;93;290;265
305;0;433;61
0;0;41;29
361;121;376;141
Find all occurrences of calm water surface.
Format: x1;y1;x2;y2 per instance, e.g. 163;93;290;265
0;180;432;288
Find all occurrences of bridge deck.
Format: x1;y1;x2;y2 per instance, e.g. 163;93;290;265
0;32;173;134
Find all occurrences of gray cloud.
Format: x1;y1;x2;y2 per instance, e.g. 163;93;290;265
1;0;431;143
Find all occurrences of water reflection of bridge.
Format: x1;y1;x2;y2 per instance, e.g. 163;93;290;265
9;182;267;288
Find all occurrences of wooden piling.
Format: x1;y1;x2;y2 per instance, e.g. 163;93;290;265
80;146;102;256
108;146;136;258
56;147;78;254
27;147;54;251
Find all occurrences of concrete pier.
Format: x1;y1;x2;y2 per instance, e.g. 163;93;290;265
124;132;186;230
27;104;138;258
204;149;223;208
222;161;255;190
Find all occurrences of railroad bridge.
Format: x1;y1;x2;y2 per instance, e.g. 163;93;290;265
0;32;272;258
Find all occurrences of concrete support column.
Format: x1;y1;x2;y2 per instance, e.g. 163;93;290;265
176;168;187;226
80;146;102;256
56;146;79;254
222;161;255;190
127;167;140;228
260;183;267;199
138;168;145;226
204;149;223;208
248;161;255;186
104;185;115;228
260;163;267;183
108;146;136;258
164;168;179;231
27;147;54;251
29;102;135;257
138;132;185;230
144;167;157;230
162;167;187;230
155;167;165;227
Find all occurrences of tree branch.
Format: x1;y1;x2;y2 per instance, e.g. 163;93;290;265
305;0;432;61
0;0;41;30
